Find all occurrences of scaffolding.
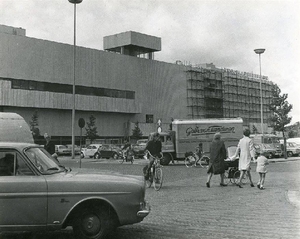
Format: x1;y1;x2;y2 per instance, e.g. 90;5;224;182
186;66;273;128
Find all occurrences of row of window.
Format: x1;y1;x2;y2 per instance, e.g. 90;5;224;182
6;78;135;99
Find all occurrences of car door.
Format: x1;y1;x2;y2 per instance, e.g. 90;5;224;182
85;145;96;157
0;150;47;227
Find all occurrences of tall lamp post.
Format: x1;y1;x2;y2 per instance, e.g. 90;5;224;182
68;0;83;159
254;48;266;138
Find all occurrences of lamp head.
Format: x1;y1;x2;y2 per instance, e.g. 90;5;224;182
254;49;265;54
68;0;83;3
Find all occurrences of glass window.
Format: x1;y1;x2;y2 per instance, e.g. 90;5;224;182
146;114;154;123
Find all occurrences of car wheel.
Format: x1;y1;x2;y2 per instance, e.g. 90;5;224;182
72;206;115;239
80;152;84;158
267;153;273;159
94;153;101;159
287;151;293;157
112;153;118;160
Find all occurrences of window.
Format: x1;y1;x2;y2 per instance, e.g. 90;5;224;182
0;151;34;176
146;115;154;123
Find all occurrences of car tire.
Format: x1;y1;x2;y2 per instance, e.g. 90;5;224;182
287;151;293;157
72;206;115;239
80;152;84;158
112;153;118;160
94;153;101;159
267;153;273;159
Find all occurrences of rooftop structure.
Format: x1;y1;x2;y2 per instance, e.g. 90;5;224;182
103;31;161;59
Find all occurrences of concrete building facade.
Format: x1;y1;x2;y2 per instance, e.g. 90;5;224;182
0;24;274;144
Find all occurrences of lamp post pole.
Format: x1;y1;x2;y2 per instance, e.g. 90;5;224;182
68;0;83;159
254;48;265;139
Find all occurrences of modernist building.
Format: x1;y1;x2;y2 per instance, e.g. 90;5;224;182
0;24;273;144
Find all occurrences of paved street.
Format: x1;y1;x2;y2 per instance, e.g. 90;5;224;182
1;156;300;239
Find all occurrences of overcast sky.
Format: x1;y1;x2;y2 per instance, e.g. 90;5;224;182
1;0;299;124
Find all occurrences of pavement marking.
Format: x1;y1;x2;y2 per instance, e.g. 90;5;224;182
287;190;300;209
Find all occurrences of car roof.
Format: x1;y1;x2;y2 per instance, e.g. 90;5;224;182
0;142;41;150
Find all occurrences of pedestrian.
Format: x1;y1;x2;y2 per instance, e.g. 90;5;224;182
44;133;59;163
231;128;255;188
255;151;269;190
206;132;227;188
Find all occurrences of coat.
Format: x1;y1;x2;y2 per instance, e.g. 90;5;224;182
207;139;226;175
233;136;255;171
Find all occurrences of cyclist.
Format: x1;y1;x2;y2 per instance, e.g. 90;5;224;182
122;139;132;161
143;132;162;180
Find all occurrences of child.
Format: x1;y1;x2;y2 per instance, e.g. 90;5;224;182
255;151;269;190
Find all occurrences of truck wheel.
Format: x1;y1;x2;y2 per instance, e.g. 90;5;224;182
287;151;293;157
160;153;171;166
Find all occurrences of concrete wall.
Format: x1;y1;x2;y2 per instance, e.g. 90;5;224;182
0;31;188;138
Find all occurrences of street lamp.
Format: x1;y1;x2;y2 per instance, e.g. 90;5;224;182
254;48;265;138
68;0;83;159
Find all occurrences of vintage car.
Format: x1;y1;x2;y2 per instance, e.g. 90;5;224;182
132;139;148;158
55;145;72;156
254;143;282;159
80;144;102;158
65;144;81;155
0;142;150;239
94;144;122;159
282;142;300;157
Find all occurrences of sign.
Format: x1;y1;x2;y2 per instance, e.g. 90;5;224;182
78;118;85;128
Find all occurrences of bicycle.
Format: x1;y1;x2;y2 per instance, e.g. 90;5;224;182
184;151;210;168
118;150;134;164
144;151;163;191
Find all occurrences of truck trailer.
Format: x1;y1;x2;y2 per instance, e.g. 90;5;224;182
156;118;244;165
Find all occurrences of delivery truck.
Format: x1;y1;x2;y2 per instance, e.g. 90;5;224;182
152;118;244;165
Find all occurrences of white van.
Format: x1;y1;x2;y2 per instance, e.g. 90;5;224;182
0;112;34;143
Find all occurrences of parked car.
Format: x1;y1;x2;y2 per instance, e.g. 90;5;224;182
94;144;122;159
65;144;81;155
81;144;102;158
254;143;282;159
55;145;72;156
132;139;148;158
0;142;150;239
281;142;300;157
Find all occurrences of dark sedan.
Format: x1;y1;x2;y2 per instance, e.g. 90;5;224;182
94;144;122;159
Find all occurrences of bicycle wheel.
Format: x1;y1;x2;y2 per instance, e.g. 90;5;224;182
185;155;196;168
118;157;125;164
146;172;153;188
198;156;209;168
153;167;163;191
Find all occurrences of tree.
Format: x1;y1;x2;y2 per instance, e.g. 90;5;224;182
131;121;143;139
29;110;40;142
269;83;293;158
85;115;98;143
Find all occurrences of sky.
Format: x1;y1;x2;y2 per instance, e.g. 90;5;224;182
1;0;299;124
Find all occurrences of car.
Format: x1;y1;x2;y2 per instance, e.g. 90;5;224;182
94;144;122;159
282;142;300;157
55;145;72;156
81;144;102;158
132;139;148;158
0;142;150;239
65;144;81;155
254;143;282;159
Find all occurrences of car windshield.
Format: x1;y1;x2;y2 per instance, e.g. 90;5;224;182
25;147;64;174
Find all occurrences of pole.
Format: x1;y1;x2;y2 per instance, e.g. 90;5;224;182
71;3;76;159
259;53;263;138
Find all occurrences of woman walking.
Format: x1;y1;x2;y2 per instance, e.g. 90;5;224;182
206;132;227;188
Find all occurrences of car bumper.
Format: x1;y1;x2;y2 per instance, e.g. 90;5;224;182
137;201;150;218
